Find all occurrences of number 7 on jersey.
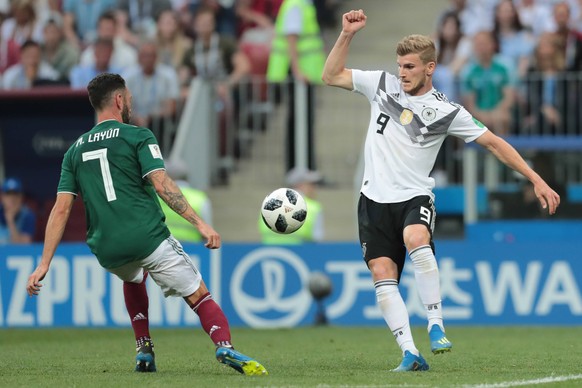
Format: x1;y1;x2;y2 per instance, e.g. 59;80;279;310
82;148;117;201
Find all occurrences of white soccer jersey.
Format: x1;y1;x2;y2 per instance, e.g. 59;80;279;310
352;69;487;203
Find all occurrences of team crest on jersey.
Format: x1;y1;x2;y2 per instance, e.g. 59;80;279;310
148;144;163;159
400;109;414;125
421;107;437;121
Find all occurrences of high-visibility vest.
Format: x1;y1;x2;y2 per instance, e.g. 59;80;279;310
159;188;209;243
266;0;325;83
259;196;322;245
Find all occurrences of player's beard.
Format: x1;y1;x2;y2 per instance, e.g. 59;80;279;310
406;78;425;96
121;101;131;124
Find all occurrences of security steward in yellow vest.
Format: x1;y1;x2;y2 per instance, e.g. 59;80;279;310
267;0;326;83
267;0;326;171
259;167;324;245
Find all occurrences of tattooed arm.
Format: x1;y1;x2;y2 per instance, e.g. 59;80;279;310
148;169;221;249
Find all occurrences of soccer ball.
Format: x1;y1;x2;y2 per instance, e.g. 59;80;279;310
261;188;307;234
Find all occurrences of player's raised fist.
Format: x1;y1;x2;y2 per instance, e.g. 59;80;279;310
342;9;366;34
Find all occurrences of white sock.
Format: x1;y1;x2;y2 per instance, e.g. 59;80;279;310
409;245;444;332
375;279;419;356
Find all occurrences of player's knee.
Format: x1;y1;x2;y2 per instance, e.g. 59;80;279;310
368;257;398;280
403;224;431;249
410;245;437;272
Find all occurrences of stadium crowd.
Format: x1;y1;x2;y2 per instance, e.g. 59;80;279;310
0;0;340;243
1;0;581;149
433;0;582;137
1;0;582;244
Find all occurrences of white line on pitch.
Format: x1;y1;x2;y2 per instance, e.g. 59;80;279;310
462;374;582;388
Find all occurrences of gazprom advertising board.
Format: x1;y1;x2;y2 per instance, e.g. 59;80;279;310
1;242;580;328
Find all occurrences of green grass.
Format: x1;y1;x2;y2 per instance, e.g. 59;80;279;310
1;326;581;387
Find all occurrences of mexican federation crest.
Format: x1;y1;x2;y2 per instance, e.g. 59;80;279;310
400;109;414;125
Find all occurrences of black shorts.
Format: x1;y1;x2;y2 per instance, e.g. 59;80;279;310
358;194;436;275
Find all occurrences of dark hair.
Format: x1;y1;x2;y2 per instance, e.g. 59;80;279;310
436;11;462;64
87;73;126;112
493;0;524;52
194;6;216;20
98;10;117;24
20;39;40;52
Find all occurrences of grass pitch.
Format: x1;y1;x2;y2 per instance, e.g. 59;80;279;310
1;326;581;387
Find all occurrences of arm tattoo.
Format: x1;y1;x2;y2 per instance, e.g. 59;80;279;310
148;170;199;226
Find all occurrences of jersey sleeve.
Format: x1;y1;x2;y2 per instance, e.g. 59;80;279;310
448;104;488;143
352;70;384;102
135;127;166;177
57;147;78;195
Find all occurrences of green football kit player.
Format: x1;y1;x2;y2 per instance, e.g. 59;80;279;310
27;73;267;376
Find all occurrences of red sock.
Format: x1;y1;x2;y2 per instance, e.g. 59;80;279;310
192;292;232;348
123;272;150;342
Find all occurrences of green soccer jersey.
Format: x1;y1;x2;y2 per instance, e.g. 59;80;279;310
58;119;170;269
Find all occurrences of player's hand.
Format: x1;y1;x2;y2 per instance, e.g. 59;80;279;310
27;264;49;296
342;9;366;34
198;222;221;249
534;182;561;215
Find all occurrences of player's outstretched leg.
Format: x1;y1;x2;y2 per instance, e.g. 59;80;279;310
392;350;429;372
190;291;268;376
135;339;156;372
429;324;452;354
215;347;268;376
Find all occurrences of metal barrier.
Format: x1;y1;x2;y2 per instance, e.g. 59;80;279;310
170;73;582;230
183;72;582;191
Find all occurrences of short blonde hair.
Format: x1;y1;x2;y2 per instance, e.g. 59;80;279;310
396;34;437;64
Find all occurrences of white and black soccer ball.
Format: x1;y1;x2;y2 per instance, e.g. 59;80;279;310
261;188;307;234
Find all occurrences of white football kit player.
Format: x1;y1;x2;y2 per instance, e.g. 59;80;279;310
352;70;487;203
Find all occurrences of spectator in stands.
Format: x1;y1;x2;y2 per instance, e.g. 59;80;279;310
514;0;556;37
235;0;282;37
63;0;115;48
33;0;62;23
552;1;582;71
181;7;250;172
2;39;59;89
266;0;326;172
0;24;21;74
437;0;495;39
69;38;120;89
0;0;44;46
432;11;471;102
116;0;173;45
460;31;514;136
41;16;79;83
79;11;138;72
155;9;192;69
0;0;9;20
123;40;180;150
0;177;36;244
493;0;536;80
568;0;582;31
551;1;582;133
523;32;565;134
196;0;238;38
180;7;248;89
259;167;324;244
159;160;213;243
